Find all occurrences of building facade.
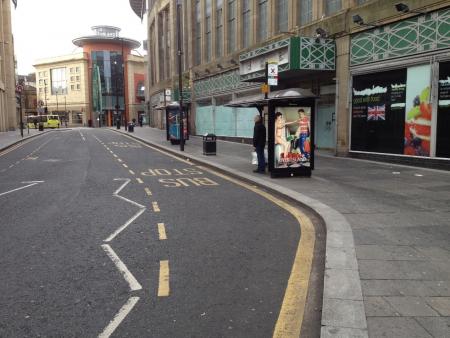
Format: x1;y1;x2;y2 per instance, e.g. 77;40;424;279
134;0;450;166
73;26;145;127
0;0;17;131
34;53;89;125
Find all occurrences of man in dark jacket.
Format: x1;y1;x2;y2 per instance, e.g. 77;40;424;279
253;114;266;173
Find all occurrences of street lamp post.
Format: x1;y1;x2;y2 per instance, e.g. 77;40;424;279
176;0;184;151
114;60;120;129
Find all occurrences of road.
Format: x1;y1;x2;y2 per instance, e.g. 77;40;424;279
0;129;320;337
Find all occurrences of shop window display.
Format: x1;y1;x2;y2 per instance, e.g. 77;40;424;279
351;69;406;154
437;61;450;158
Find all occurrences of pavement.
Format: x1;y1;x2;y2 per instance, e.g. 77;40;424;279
2;126;450;338
0;127;50;151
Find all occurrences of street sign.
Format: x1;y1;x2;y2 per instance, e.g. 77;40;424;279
267;62;278;86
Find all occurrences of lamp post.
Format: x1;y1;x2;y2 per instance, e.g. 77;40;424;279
176;0;184;151
114;60;120;129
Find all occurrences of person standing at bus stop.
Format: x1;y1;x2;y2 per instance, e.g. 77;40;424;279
253;114;266;173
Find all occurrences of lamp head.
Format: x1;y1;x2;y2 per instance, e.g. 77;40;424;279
395;3;409;13
352;14;364;25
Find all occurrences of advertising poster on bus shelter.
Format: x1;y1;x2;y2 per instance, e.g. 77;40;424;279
166;106;188;144
268;99;315;177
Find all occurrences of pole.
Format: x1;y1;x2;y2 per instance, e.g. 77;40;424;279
177;0;184;151
121;37;126;129
44;80;47;114
19;91;23;137
115;61;120;129
56;91;59;111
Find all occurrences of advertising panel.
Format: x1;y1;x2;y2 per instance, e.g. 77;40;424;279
404;65;432;156
166;106;188;144
437;61;450;158
351;69;406;154
268;99;315;177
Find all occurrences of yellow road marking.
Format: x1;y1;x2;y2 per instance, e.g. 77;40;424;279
158;260;170;297
157;223;167;240
152;202;160;212
197;166;315;338
145;188;152;196
122;163;128;168
117;132;193;165
129;170;135;175
136;178;143;184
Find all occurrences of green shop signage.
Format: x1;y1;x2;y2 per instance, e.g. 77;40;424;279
239;36;335;82
351;8;450;66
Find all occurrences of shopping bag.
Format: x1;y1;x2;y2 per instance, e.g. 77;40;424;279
251;151;258;165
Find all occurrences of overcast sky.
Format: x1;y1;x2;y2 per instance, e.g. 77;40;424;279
12;0;147;75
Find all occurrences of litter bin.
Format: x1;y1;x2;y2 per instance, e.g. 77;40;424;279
38;122;44;131
116;120;121;129
203;134;216;155
128;123;134;132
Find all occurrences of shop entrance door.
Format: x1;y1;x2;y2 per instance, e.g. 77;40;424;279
315;104;335;150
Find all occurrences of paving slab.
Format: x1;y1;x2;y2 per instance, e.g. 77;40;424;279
385;296;440;316
367;317;433;338
415;317;450;338
426;297;450;316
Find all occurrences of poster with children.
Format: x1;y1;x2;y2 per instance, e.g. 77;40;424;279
273;106;311;168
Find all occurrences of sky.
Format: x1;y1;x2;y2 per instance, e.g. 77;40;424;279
11;0;147;75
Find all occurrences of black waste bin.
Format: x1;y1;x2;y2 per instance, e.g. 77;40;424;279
38;122;44;131
203;134;216;155
116;120;121;129
128;123;134;132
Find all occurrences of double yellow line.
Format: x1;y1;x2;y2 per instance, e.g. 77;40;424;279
198;166;315;338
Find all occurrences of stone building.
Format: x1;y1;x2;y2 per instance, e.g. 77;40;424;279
34;53;90;125
131;0;450;165
0;0;17;131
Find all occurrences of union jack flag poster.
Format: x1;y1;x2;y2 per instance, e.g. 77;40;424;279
367;105;386;121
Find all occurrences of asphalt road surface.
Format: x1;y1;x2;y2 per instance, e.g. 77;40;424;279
0;129;314;337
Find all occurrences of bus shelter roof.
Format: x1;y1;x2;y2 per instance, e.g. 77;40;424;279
225;88;317;108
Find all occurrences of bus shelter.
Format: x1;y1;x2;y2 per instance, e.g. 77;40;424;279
226;88;317;177
155;102;189;145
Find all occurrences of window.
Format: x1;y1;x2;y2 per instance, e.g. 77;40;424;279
325;0;342;16
77;84;80;90
195;0;202;65
357;0;369;4
39;79;43;85
70;76;74;82
71;85;75;90
276;0;288;33
437;61;450;157
258;0;268;42
50;68;67;95
70;68;74;73
216;0;223;57
242;0;251;48
227;0;236;53
76;76;80;81
76;67;80;73
298;0;312;25
205;0;212;62
351;69;407;154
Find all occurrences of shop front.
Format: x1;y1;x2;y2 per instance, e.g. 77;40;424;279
350;7;450;165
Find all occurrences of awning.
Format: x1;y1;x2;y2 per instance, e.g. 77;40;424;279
225;88;317;108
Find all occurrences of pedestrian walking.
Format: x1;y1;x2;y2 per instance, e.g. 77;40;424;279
252;114;266;173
